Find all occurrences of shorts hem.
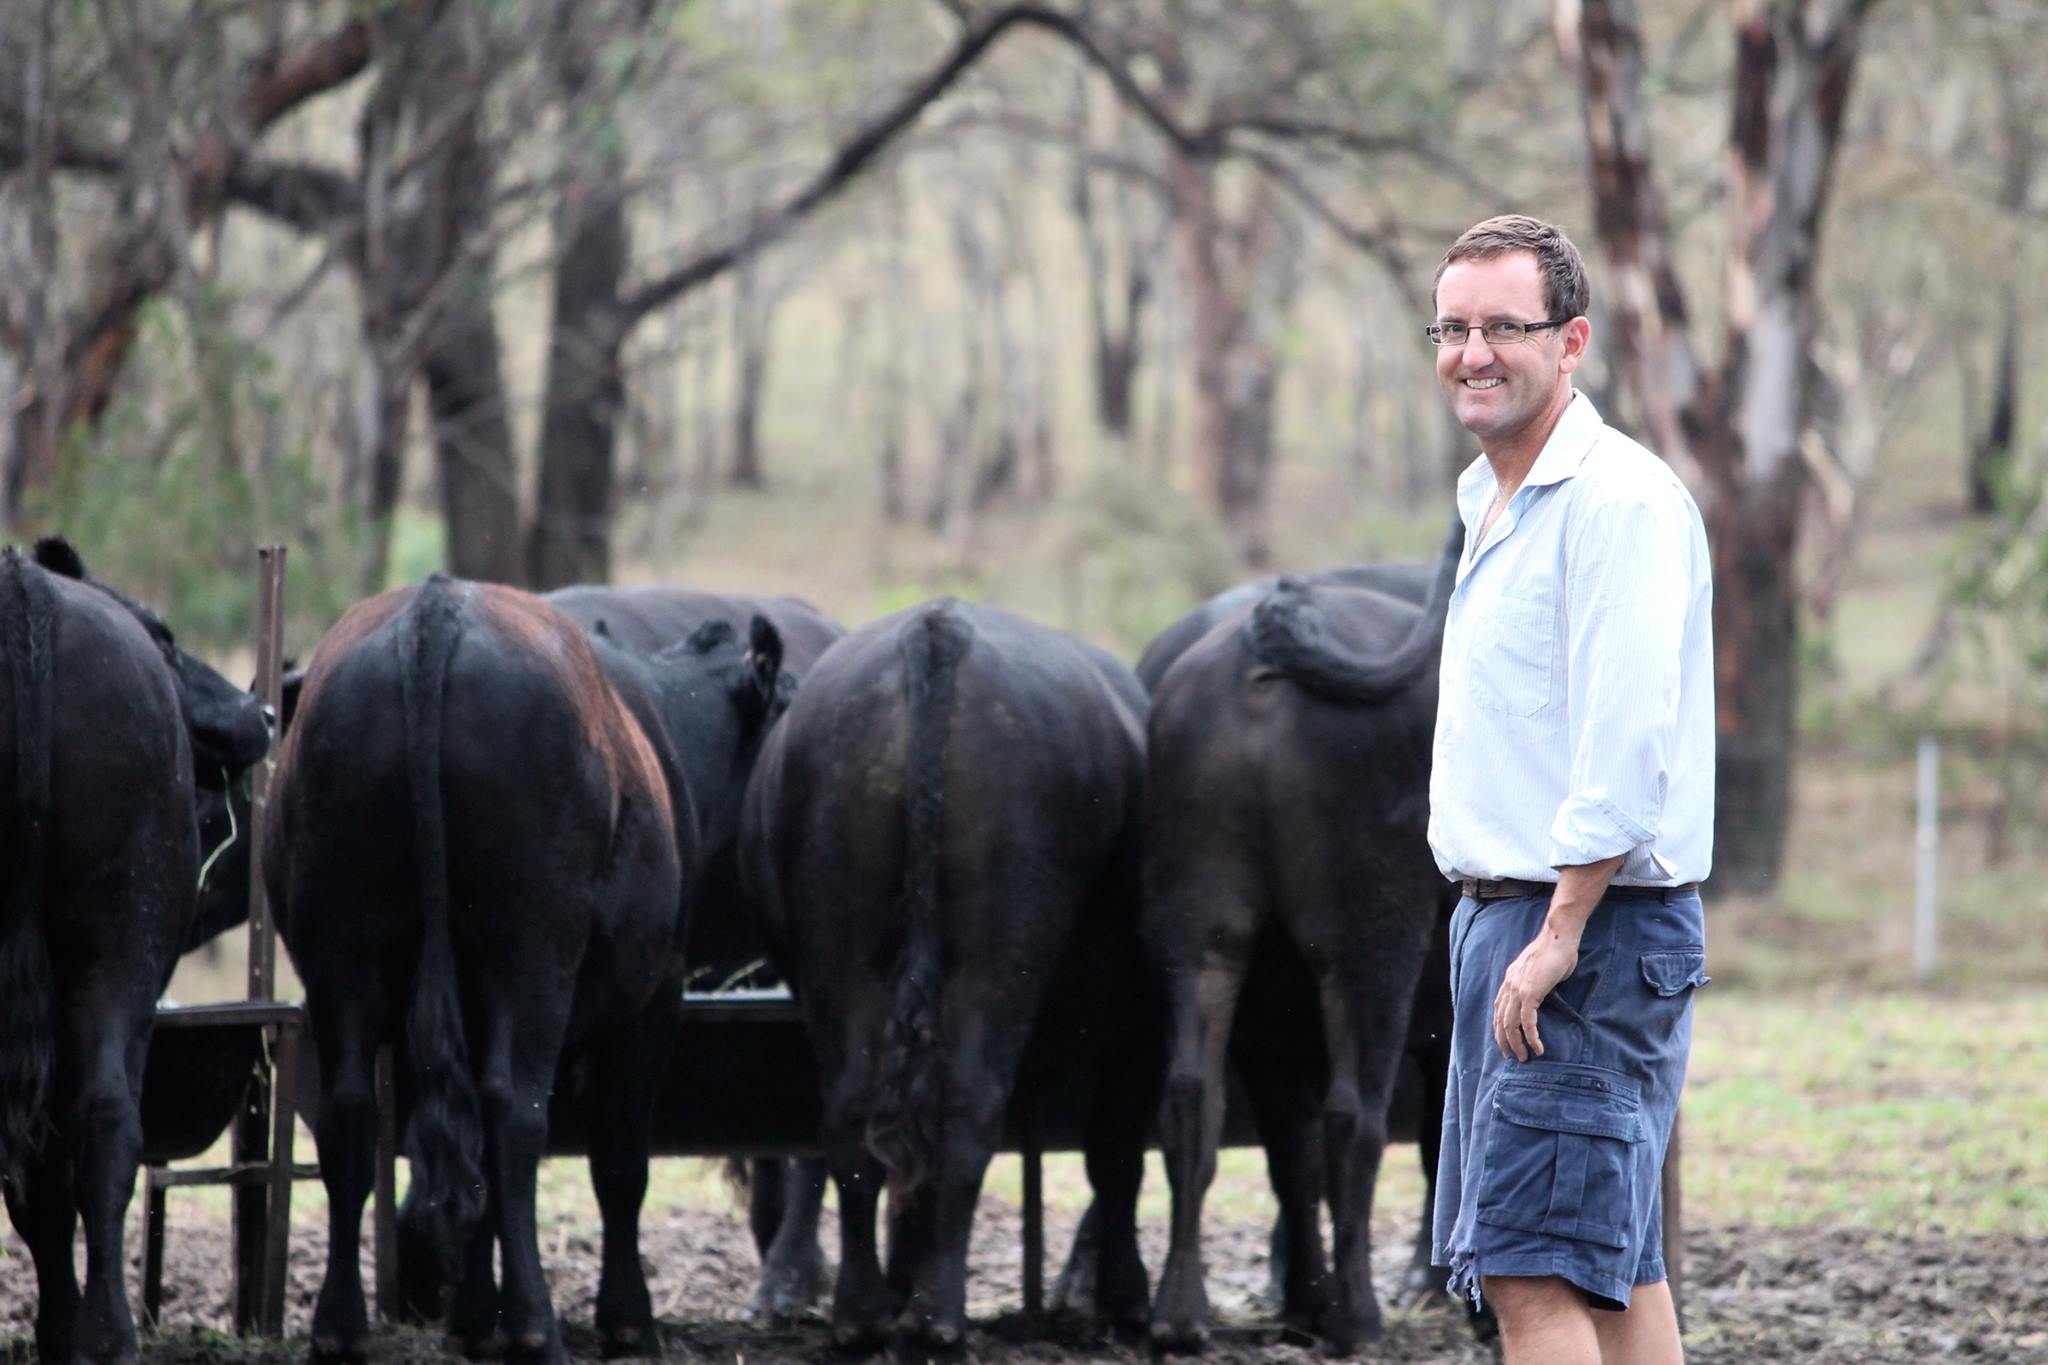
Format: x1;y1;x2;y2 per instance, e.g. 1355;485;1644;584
1442;1250;1634;1313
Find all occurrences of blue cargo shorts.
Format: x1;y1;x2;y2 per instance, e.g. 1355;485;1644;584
1430;884;1708;1312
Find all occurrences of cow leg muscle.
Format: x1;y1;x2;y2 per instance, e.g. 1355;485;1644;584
586;990;680;1358
826;1147;892;1350
1148;902;1260;1350
308;992;387;1365
66;1020;148;1365
6;1141;80;1363
1236;1050;1332;1334
749;1157;826;1321
472;1015;565;1365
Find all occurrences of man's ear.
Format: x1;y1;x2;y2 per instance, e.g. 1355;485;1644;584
1559;315;1593;376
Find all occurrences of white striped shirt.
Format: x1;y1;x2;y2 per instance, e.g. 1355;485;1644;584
1428;393;1714;887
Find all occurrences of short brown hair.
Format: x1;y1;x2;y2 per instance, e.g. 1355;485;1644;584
1434;215;1590;322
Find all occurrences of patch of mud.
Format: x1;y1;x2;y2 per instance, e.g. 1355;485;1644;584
5;1194;2044;1361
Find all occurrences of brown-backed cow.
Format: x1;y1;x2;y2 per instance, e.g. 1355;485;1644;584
264;576;786;1365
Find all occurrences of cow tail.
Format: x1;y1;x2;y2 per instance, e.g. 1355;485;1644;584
0;552;56;1189
866;602;973;1200
1245;514;1464;704
395;575;485;1272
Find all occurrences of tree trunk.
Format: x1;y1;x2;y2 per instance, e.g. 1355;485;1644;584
357;352;411;595
1569;0;1875;894
1707;464;1802;894
423;288;522;583
526;198;628;588
1967;276;2021;514
526;15;632;591
1168;153;1294;566
729;258;772;492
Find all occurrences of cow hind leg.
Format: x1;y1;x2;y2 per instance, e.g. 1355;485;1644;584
826;1145;893;1351
473;1028;564;1365
1077;1031;1159;1336
1312;963;1414;1354
309;1003;387;1365
1237;1053;1332;1336
750;1157;827;1321
6;1140;81;1364
586;991;679;1359
1149;943;1256;1351
895;1107;999;1356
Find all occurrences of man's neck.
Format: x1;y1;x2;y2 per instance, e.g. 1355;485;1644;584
1479;388;1576;504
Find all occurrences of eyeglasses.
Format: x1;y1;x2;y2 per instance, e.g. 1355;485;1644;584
1424;319;1569;348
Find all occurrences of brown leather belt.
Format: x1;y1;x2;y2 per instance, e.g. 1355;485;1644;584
1458;877;1700;900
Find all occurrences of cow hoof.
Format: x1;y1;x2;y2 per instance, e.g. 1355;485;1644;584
1148;1318;1210;1354
600;1321;661;1359
832;1316;888;1354
892;1318;965;1360
310;1333;369;1365
1318;1315;1382;1357
505;1327;566;1365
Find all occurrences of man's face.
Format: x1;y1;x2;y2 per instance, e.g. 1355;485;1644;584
1434;251;1583;449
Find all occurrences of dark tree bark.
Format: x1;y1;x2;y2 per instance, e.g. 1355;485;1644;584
1168;147;1298;567
357;0;520;586
729;257;775;491
526;7;632;591
1567;0;1880;893
1967;300;2020;513
1;6;388;527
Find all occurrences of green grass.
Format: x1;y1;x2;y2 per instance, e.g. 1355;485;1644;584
1683;988;2048;1234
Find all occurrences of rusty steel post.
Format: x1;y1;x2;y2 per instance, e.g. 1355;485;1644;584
233;545;289;1333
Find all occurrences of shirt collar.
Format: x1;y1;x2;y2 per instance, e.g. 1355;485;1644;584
1454;389;1603;502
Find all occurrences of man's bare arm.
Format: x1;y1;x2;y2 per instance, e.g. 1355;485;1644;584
1491;853;1626;1061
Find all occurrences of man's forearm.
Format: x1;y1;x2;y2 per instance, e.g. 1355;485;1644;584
1544;853;1626;942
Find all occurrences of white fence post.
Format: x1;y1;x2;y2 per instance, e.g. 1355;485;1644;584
1915;736;1939;984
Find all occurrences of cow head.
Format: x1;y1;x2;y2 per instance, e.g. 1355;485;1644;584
31;538;273;788
644;615;795;854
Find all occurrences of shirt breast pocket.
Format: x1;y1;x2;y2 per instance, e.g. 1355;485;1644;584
1472;594;1557;717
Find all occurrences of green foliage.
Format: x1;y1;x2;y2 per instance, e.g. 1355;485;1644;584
23;294;370;659
1936;467;2048;855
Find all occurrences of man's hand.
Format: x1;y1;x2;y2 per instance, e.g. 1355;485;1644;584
1492;929;1580;1061
1491;854;1625;1061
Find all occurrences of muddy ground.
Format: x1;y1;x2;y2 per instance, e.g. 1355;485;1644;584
6;1193;2045;1363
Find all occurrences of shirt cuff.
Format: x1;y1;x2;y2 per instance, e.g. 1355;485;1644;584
1548;790;1674;881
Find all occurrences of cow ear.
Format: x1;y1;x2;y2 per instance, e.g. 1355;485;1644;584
745;616;783;700
280;669;307;732
31;537;86;579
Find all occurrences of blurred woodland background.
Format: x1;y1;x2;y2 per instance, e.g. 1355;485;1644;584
2;0;2046;924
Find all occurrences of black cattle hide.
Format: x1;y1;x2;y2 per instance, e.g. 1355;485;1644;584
1;540;269;1365
739;599;1161;1356
548;583;842;1321
1141;520;1475;1355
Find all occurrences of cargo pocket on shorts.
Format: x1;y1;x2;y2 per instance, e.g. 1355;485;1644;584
1476;1064;1645;1250
1640;948;1710;997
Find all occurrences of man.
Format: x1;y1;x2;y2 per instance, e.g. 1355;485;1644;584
1425;214;1714;1365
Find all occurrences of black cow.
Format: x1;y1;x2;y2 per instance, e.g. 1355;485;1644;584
1144;523;1463;1354
265;577;787;1365
1132;560;1434;692
739;600;1160;1354
1;539;270;1365
546;584;842;1320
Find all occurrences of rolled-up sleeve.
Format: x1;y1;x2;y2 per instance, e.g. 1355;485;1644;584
1547;488;1692;878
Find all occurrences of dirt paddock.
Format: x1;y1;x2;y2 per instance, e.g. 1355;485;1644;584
6;1186;2044;1363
